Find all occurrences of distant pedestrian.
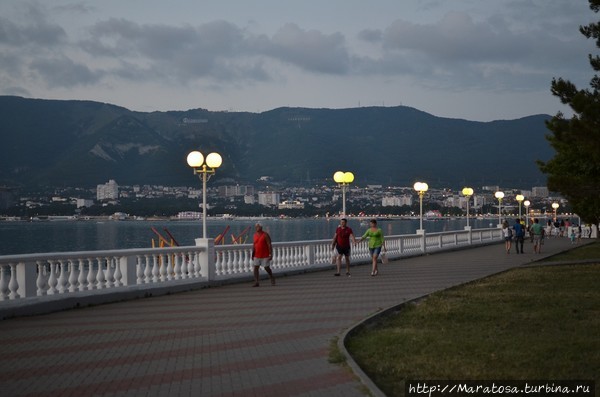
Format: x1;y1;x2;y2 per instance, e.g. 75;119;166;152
331;218;357;277
502;220;513;253
570;228;576;244
577;225;582;243
531;218;543;254
513;219;525;254
251;223;275;287
357;219;386;276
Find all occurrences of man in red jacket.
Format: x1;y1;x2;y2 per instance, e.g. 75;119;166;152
252;223;275;287
331;218;357;277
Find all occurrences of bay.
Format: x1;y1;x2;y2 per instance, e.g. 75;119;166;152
0;217;499;256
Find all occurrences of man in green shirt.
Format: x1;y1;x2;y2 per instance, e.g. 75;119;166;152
530;218;543;254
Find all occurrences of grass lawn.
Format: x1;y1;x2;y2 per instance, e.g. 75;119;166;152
345;243;600;397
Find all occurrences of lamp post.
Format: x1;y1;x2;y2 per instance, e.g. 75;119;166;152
414;182;429;231
333;171;354;216
187;150;222;238
524;200;531;227
462;187;474;228
552;202;559;222
516;194;525;219
494;191;504;225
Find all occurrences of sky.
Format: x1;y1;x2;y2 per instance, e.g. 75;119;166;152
0;0;597;121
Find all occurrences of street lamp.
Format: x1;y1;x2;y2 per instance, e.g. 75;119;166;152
494;191;504;225
516;194;525;219
462;187;474;228
187;150;222;238
414;182;429;231
524;200;531;226
333;171;354;216
552;202;559;221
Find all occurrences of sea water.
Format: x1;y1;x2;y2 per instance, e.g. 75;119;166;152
0;217;498;256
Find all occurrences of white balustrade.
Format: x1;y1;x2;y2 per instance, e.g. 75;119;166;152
0;229;501;304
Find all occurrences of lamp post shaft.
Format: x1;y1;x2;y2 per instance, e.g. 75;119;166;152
498;199;502;225
202;169;207;239
466;198;470;228
419;193;424;230
342;185;347;216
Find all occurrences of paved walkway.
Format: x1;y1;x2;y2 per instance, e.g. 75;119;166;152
0;237;584;397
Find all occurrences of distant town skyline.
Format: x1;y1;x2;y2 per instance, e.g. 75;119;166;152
0;1;597;121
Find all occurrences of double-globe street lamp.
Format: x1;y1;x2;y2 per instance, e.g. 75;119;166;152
516;194;525;219
187;150;223;239
524;200;531;226
552;202;559;221
462;187;474;228
414;182;429;231
333;171;354;216
494;191;505;226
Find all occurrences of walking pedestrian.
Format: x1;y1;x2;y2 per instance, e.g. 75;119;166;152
531;218;543;254
513;218;525;254
357;219;386;276
331;218;357;277
502;220;513;253
251;223;275;287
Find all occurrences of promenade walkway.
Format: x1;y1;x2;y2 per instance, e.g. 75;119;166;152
0;237;581;397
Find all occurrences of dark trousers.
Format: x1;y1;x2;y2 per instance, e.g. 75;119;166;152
515;236;524;253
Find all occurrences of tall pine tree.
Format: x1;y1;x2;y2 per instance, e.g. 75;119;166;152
539;0;600;230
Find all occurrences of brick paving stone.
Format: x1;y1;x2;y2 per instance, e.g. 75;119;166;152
0;238;582;396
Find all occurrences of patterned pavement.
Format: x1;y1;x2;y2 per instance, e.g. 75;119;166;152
0;237;580;397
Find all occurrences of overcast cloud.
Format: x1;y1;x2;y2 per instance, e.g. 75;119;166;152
0;0;597;120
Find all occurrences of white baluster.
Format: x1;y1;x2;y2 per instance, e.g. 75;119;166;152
36;261;47;296
9;263;20;299
224;250;231;274
173;254;182;280
242;250;251;272
151;255;160;283
47;262;58;295
231;250;239;274
55;260;67;294
214;251;223;276
96;257;106;289
68;260;78;292
136;255;145;283
192;251;201;277
179;253;187;279
87;257;97;290
160;254;168;281
78;259;87;291
0;265;9;300
144;254;152;283
114;257;123;287
105;257;115;288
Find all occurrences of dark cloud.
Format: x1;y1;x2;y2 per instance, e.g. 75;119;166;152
267;23;350;74
30;56;102;87
79;19;351;83
382;12;529;62
357;29;382;43
0;15;66;47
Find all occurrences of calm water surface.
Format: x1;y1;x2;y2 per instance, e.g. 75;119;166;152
0;217;498;256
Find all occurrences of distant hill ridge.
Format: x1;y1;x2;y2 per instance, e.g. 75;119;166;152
0;96;552;189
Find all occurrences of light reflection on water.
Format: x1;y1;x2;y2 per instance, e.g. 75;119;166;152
0;217;498;256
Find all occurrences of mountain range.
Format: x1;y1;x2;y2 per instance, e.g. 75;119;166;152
0;96;554;189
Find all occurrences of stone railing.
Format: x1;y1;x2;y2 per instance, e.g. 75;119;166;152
0;228;502;317
213;227;501;277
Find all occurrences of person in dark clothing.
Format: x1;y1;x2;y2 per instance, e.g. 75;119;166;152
513;218;525;254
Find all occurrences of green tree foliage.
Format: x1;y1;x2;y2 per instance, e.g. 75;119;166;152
539;0;600;227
